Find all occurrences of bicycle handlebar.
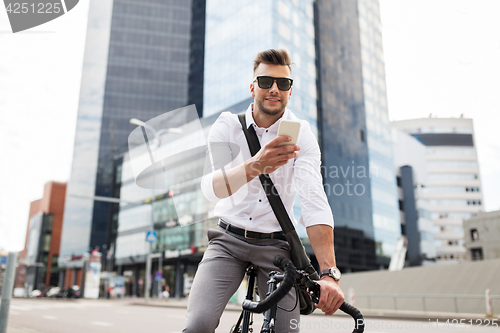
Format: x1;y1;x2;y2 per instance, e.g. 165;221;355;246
339;302;364;333
241;255;365;333
241;255;297;313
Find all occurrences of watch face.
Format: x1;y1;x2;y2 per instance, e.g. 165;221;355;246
330;267;341;280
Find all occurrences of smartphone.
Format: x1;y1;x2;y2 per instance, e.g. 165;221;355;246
277;120;301;147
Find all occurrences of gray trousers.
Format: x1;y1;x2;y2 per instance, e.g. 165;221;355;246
183;225;300;333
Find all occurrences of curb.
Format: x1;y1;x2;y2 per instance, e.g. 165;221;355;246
130;301;498;322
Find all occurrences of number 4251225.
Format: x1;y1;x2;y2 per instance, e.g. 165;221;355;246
5;2;62;14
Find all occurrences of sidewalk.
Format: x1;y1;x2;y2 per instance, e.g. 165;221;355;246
6;324;41;333
132;297;498;322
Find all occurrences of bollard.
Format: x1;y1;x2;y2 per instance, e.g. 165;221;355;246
0;252;18;333
348;287;355;306
486;289;494;317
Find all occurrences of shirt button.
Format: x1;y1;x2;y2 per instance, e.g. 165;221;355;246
265;130;268;132
259;199;262;202
249;217;252;220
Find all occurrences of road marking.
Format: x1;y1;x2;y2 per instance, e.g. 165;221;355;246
167;314;186;319
91;321;113;327
42;315;57;320
10;305;30;311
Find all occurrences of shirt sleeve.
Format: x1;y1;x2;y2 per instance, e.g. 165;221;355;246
293;121;334;229
200;112;235;203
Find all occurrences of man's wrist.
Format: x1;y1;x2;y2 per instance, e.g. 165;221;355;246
320;275;340;285
245;159;261;180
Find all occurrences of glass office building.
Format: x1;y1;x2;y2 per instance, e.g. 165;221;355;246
357;0;401;265
60;0;205;270
203;0;318;135
314;0;377;272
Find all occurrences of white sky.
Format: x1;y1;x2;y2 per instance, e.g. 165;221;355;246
380;0;500;212
0;0;499;251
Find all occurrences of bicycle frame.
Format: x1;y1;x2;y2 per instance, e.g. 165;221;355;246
232;265;257;333
231;265;284;333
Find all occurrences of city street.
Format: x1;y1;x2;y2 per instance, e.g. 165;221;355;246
5;298;499;333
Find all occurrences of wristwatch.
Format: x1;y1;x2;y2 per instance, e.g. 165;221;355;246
320;267;341;281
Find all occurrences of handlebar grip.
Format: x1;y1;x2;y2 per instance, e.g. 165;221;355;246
242;255;297;313
340;302;365;333
273;255;291;271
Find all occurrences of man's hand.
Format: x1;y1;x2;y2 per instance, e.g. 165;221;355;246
212;135;300;199
245;135;300;178
315;277;345;315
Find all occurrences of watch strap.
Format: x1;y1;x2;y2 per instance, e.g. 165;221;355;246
320;267;341;280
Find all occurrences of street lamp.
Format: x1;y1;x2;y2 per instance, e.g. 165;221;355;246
129;118;183;147
129;117;182;302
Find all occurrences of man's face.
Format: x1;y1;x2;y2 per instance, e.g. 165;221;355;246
250;63;292;117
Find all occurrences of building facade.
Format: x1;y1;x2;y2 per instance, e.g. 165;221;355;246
356;0;401;266
59;0;206;274
18;182;67;293
203;0;319;132
464;210;500;261
314;0;377;271
392;129;436;266
392;117;484;263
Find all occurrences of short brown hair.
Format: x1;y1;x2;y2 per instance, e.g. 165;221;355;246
253;49;292;74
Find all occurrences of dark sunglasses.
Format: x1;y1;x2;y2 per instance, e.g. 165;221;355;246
253;76;293;91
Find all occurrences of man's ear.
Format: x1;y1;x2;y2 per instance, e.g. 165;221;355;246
288;86;292;99
250;82;255;97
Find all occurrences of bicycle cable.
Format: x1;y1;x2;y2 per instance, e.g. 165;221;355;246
277;285;299;312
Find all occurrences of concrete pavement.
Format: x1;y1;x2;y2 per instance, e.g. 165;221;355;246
7;324;41;333
5;296;498;333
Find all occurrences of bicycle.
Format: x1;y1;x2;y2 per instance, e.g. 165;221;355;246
230;255;365;333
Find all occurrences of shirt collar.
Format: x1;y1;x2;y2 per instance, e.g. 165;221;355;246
245;104;255;129
245;103;290;130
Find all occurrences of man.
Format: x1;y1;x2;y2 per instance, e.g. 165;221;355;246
183;49;344;333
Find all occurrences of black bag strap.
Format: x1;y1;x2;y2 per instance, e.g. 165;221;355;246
237;113;295;234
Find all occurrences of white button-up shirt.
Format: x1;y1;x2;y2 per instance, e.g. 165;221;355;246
201;104;334;233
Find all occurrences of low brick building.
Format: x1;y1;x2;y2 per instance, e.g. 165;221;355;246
18;181;68;293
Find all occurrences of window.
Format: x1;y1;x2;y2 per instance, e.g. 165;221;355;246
470;229;479;241
115;164;123;184
278;21;290;41
44;215;53;232
43;234;51;252
470;248;483;261
427;161;478;168
426;147;476;155
428;173;477;181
